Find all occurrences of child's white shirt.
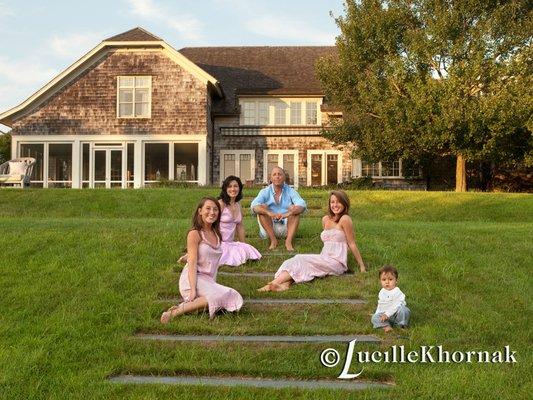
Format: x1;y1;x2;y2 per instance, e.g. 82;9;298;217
375;287;407;317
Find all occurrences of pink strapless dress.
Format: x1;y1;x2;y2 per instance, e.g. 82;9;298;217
275;228;348;283
179;232;243;318
218;205;261;267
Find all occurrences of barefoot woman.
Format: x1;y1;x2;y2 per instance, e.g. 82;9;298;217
258;190;366;292
161;197;243;322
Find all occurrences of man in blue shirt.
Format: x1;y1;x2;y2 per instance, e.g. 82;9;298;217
251;166;307;251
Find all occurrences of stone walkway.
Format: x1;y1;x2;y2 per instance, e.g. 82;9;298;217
135;333;381;343
109;375;392;391
157;297;366;305
109;266;390;392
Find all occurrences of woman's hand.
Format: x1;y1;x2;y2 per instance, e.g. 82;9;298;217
186;288;197;302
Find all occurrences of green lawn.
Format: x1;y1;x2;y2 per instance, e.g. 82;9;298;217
0;188;531;399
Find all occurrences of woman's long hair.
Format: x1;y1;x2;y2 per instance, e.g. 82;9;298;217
328;190;350;222
190;196;222;240
218;175;243;205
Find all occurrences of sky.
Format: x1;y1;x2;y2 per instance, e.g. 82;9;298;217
0;0;345;132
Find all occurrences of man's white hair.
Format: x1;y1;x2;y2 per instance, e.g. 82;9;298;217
270;166;286;177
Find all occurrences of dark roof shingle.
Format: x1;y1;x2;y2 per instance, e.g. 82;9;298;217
105;27;162;42
179;46;337;114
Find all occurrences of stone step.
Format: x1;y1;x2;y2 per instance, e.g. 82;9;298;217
157;298;366;305
109;374;392;391
216;271;354;278
135;333;381;343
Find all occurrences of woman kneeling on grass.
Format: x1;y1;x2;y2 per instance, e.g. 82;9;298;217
161;197;243;323
258;190;366;292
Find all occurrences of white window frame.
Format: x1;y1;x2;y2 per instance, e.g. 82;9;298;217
117;76;152;118
352;159;404;178
306;150;343;186
263;149;299;188
13;134;207;188
219;149;256;184
239;98;322;126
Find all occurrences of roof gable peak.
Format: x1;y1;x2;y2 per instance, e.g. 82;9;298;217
104;27;162;42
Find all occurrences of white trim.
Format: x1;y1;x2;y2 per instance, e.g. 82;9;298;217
306;150;343;186
219;149;256;185
262;149;299;189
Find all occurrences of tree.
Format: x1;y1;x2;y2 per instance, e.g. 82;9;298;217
0;132;11;164
317;0;532;191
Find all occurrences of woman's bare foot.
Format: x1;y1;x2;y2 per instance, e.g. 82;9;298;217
270;282;290;292
285;240;295;251
257;283;272;292
268;240;278;250
160;305;181;324
360;265;367;273
383;326;393;333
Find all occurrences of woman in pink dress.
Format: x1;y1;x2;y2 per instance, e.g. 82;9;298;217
258;190;366;292
178;176;261;267
218;175;261;266
161;197;243;323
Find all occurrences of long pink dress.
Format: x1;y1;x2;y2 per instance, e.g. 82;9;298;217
179;231;243;318
275;228;348;283
218;204;262;266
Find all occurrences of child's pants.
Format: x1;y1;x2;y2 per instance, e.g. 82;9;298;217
372;305;410;328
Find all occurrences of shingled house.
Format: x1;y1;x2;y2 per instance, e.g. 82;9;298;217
0;27;405;188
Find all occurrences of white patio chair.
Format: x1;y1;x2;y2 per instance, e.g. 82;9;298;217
0;157;36;188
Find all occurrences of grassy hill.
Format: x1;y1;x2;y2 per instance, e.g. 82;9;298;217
0;188;531;399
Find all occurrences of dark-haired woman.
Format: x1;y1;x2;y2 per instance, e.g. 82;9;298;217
161;197;243;323
178;176;261;267
218;175;261;266
258;190;366;292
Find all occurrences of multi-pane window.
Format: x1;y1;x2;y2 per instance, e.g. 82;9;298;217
263;150;298;186
118;76;151;118
240;99;319;126
242;102;256;125
305;102;317;125
258;102;269;125
362;160;402;177
239;154;252;181
362;161;380;177
290;102;302;125
220;150;255;184
274;101;287;125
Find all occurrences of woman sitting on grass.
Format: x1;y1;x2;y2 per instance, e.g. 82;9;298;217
217;175;262;266
161;197;243;323
179;176;261;267
258;190;366;292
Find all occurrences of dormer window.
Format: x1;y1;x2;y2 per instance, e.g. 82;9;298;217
117;76;151;118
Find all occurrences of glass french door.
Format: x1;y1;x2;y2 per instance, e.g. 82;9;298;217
307;151;342;186
92;148;124;188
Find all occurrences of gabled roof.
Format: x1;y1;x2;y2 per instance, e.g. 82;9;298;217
179;46;337;114
105;27;162;42
0;28;221;126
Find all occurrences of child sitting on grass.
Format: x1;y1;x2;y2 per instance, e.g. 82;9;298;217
371;265;410;332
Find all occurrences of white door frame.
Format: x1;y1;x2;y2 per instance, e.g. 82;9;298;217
219;149;256;185
306;150;343;186
262;149;299;188
90;145;125;188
